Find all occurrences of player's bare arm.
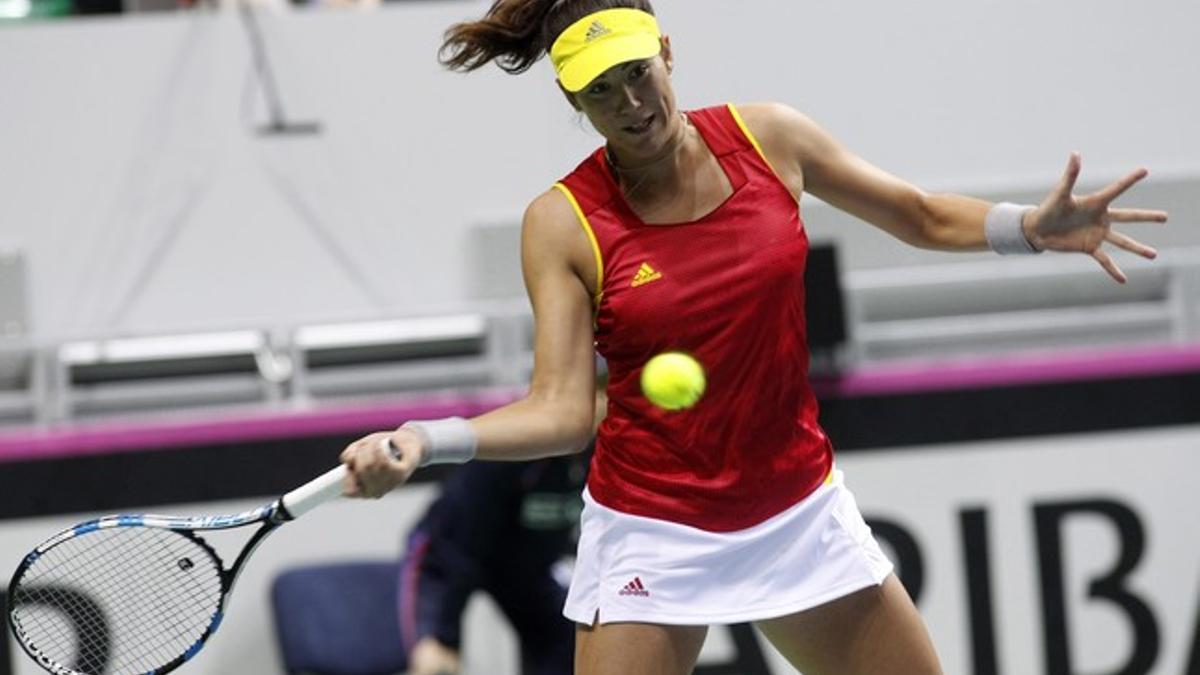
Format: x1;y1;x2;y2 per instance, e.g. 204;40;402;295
738;101;992;251
739;102;1167;281
340;190;597;498
466;188;600;458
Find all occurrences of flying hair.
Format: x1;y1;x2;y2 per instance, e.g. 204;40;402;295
440;0;655;75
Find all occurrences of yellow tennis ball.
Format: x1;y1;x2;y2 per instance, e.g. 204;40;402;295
641;352;706;411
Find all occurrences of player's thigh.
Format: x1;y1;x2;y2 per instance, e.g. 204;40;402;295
755;575;943;675
574;621;708;675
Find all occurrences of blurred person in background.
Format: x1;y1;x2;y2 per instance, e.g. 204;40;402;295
274;448;588;675
398;447;589;675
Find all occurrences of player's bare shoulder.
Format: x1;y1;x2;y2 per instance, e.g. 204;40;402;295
734;102;824;156
522;188;584;259
523;188;577;234
521;188;598;295
733;101;797;131
732;102;812;195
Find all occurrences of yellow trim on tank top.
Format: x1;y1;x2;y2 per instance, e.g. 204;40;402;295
552;182;605;314
726;103;784;180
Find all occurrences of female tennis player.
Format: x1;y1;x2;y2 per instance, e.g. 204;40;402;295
339;1;1167;673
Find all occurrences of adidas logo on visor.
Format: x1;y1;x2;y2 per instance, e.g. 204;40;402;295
585;20;612;42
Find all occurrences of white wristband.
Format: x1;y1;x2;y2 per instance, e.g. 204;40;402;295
402;417;477;467
985;203;1040;255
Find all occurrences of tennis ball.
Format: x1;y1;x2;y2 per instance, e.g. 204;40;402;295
641;352;706;411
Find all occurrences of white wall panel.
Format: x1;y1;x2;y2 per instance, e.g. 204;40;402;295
0;1;1196;339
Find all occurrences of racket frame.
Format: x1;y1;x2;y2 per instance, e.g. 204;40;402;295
7;446;372;675
7;503;291;675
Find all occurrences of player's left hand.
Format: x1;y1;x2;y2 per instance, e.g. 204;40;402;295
1024;152;1168;283
339;428;423;498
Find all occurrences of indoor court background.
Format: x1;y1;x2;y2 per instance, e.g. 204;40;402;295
1;1;1198;674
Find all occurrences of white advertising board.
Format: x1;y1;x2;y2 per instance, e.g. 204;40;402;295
771;424;1200;675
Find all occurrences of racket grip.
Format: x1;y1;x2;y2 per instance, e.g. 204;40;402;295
281;464;347;519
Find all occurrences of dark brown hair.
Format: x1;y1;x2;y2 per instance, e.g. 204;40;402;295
440;0;656;75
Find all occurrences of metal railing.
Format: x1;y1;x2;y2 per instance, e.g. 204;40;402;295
3;248;1199;428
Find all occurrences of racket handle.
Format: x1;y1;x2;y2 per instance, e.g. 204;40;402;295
281;464;347;519
281;439;403;519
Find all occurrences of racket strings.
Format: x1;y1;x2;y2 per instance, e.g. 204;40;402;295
60;528;222;672
35;531;212;636
24;530;206;662
11;526;224;675
16;528;222;674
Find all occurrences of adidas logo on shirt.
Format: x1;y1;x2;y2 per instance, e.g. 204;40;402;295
631;262;663;287
618;576;650;597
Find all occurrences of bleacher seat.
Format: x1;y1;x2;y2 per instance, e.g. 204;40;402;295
271;562;406;675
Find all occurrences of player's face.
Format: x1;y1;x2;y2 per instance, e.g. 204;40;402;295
567;40;679;160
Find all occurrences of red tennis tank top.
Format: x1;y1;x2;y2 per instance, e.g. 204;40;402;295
555;104;833;532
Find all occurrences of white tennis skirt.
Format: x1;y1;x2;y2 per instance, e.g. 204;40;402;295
562;470;893;626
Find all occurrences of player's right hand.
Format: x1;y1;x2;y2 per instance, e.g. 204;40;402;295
339;428;424;498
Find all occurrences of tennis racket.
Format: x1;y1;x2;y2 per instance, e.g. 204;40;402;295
6;442;396;675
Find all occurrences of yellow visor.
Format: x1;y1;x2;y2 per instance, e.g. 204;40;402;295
550;8;662;93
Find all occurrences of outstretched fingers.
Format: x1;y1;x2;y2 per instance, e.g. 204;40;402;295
1095;167;1150;205
1043;156;1163;284
1092;248;1127;284
1052;152;1083;203
1109;207;1169;224
1106;230;1158;259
